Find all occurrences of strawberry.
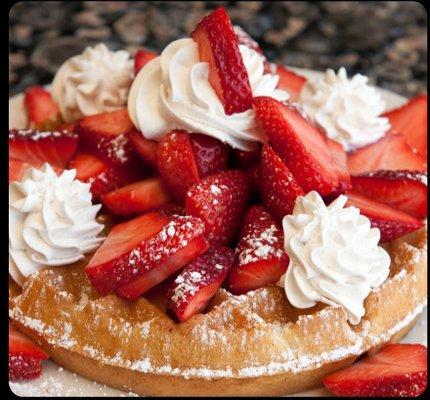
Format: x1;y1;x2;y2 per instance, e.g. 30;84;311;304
156;203;185;216
9;129;78;169
276;66;307;102
227;206;288;295
346;191;423;242
347;134;427;175
57;122;76;133
129;130;158;169
69;152;142;201
351;170;427;219
384;94;427;157
323;343;427;397
86;212;209;298
245;163;261;193
191;7;253;115
101;178;171;216
165;244;235;322
9;322;48;381
231;147;261;170
24;86;61;130
9;159;61;183
134;49;158;75
325;136;351;192
254;97;341;196
76;109;137;167
186;170;249;245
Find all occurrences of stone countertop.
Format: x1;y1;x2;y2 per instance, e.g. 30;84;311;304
9;1;427;98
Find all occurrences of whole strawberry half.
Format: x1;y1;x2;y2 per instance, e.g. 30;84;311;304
254;97;342;197
165;244;235;323
191;7;253;115
227;205;288;295
351;170;427;220
186;170;250;245
323;343;427;397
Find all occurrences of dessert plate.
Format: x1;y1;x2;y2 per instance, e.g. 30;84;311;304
9;68;427;397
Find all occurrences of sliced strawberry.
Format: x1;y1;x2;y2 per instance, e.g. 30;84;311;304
351;170;427;219
9;323;48;360
129;130;158;169
276;66;307;102
24;86;61;129
76;109;136;167
191;7;253;115
134;48;158;75
227;206;288;295
57;122;76;133
384;94;427;157
86;212;209;297
9;129;78;168
254;97;341;196
101;178;171;216
325;136;351;192
9;159;60;183
186;170;249;245
165;244;235;322
245;163;261;193
156;203;185;216
323;343;427;397
69;152;142;201
346;191;423;242
259;144;305;222
156;130;201;201
189;133;229;177
9;354;43;381
347;134;427;175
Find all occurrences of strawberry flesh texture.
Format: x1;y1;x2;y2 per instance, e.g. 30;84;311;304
260;144;305;222
186;170;250;246
165;244;235;322
9;129;78;169
191;7;253;115
76;109;137;167
129;130;158;169
134;49;158;75
254;97;341;197
347;133;427;175
384;94;427;157
24;86;61;128
101;177;171;216
346;191;423;242
351;170;427;219
276;66;307;102
9;355;43;381
323;343;427;397
86;212;208;297
324;136;351;193
227;205;288;295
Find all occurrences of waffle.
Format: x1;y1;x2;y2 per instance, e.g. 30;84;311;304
9;219;427;397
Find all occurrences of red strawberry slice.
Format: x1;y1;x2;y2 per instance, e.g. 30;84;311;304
325;136;351;192
24;86;61;129
165;244;235;322
9;354;43;381
227;205;288;295
254;97;341;196
69;152;142;201
351;170;427;220
346;191;423;242
129;130;158;169
57;122;76;133
9;159;63;183
245;163;261;193
191;7;253;115
323;343;427;397
86;212;209;298
259;144;305;222
186;170;249;245
347;134;427;175
189;133;229;177
101;178;171;216
276;66;307;102
9;129;78;169
76;109;136;167
134;49;158;75
384;94;427;157
9;323;48;360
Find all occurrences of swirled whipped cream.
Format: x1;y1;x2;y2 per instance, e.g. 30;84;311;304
52;43;134;122
9;164;104;286
128;38;289;151
277;191;390;325
299;67;390;151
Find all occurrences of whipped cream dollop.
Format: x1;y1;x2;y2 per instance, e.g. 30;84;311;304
52;43;134;122
299;67;390;151
9;164;104;286
277;191;390;325
128;38;289;151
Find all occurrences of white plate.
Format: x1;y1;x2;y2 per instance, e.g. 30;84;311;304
9;69;427;397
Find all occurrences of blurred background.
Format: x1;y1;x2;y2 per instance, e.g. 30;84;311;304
9;1;427;98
